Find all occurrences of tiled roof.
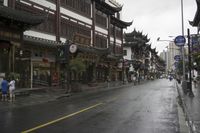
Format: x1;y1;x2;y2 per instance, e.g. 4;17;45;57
190;0;200;26
94;0;122;15
0;5;46;27
111;16;132;28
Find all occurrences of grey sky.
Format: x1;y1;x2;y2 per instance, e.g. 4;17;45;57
118;0;197;53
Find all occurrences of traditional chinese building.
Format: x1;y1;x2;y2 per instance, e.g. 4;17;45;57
190;0;200;74
123;29;151;81
0;3;47;88
190;0;200;32
0;0;132;89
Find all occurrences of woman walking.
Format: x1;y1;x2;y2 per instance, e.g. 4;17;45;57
9;78;15;102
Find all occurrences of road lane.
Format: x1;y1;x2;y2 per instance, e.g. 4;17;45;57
21;103;104;133
0;79;179;133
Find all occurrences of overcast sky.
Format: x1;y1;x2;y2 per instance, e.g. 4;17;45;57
117;0;197;54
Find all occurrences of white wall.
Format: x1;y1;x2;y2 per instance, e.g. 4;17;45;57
123;47;132;60
95;26;108;35
110;37;122;45
29;0;56;10
3;0;8;6
60;37;66;43
60;7;92;25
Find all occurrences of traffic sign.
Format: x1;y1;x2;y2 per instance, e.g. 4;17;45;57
174;55;181;61
192;36;198;45
174;35;186;46
174;62;179;68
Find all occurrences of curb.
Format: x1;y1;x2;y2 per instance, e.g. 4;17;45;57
175;81;196;133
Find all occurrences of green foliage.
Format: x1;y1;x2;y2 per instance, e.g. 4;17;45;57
193;53;200;71
69;58;86;74
176;61;188;75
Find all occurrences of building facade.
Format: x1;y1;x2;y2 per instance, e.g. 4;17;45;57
123;29;164;81
0;0;132;89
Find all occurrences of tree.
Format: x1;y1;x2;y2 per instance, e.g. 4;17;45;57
69;58;86;79
176;61;188;76
69;58;86;92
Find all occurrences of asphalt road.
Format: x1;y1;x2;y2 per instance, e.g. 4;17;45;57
0;79;179;133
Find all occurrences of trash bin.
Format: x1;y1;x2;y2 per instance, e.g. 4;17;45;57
182;81;191;94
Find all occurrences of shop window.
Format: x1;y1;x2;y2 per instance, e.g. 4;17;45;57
123;50;127;56
0;0;3;5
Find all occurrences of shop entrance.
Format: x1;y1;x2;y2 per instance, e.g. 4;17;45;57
33;62;51;87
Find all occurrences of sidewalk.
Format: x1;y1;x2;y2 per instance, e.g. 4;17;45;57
176;81;200;133
0;81;138;111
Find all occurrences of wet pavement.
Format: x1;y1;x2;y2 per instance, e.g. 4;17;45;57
0;79;183;133
176;81;200;133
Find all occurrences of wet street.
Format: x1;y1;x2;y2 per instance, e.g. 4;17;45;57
0;79;179;133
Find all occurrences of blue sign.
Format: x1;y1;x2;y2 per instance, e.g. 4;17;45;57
174;35;186;46
174;62;179;68
174;55;181;61
192;36;198;45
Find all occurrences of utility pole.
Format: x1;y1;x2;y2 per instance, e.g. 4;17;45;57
181;0;186;80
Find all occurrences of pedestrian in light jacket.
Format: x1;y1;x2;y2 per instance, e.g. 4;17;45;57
9;78;15;102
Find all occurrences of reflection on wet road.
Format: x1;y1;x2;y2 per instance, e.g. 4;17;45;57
0;79;179;133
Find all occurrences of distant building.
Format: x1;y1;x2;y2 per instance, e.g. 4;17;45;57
164;42;180;74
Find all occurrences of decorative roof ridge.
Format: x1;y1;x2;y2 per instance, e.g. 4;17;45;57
111;16;132;28
94;0;122;15
0;5;47;26
189;0;200;26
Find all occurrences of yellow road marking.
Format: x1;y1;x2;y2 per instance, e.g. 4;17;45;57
21;103;103;133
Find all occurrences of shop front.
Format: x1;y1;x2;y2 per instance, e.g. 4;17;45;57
24;36;59;88
0;5;46;87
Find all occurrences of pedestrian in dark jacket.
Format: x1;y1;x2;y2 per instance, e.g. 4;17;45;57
1;78;8;101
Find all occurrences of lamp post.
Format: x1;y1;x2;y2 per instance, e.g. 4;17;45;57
187;28;194;96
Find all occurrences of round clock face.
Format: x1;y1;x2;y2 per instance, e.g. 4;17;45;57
69;44;77;53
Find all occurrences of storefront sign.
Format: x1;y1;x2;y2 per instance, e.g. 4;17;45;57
0;28;22;42
73;33;91;46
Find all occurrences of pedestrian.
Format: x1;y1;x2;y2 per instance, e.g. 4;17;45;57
9;77;16;102
1;77;8;101
193;76;197;88
133;76;136;85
